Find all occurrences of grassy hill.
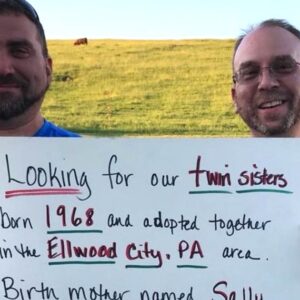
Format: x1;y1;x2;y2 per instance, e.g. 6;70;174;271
44;39;249;137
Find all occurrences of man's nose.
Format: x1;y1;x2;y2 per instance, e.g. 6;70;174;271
257;67;280;90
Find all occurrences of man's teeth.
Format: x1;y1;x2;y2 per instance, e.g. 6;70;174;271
260;100;284;108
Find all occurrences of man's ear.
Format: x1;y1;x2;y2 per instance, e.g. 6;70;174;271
231;87;239;114
45;57;52;77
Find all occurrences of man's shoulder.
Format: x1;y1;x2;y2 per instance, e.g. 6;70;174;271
34;120;80;137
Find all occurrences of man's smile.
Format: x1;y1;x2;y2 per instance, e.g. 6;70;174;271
258;99;287;109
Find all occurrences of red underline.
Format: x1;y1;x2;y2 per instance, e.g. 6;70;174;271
5;188;81;198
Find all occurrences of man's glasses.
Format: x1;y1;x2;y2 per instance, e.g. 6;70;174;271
233;57;300;84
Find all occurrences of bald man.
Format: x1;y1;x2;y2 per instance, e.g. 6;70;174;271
232;19;300;137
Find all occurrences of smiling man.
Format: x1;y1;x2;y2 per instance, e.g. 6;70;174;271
232;19;300;137
0;0;79;136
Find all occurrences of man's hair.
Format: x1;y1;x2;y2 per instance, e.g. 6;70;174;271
233;19;300;64
0;0;48;57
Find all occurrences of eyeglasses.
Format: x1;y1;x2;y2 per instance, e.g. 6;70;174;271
233;57;300;84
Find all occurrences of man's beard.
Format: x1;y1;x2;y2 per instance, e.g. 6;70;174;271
239;90;300;136
0;74;48;120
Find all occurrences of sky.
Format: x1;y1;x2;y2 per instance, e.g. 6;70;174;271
29;0;300;40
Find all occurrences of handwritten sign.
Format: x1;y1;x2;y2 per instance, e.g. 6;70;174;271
0;138;299;299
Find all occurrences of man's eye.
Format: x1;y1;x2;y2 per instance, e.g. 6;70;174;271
240;68;259;79
273;61;295;73
11;47;30;58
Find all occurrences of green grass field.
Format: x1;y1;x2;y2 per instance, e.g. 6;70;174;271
44;39;249;137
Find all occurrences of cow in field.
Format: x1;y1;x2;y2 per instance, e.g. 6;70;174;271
74;38;88;46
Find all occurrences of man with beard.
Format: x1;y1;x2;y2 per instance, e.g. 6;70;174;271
0;0;79;136
231;19;300;137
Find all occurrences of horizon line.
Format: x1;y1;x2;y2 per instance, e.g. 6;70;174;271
47;37;236;41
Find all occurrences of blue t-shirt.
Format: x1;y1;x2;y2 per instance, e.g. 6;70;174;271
34;120;80;137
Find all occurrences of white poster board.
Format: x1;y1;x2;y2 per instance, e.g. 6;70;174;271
0;138;299;299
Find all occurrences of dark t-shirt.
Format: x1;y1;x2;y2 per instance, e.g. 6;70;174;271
34;120;80;137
